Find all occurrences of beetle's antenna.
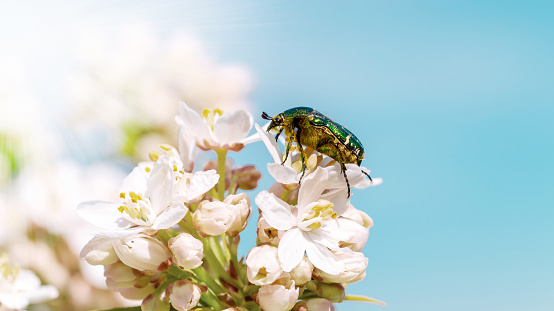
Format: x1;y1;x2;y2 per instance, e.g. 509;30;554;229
261;112;272;120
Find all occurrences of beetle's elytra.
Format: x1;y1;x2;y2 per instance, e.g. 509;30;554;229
261;107;372;197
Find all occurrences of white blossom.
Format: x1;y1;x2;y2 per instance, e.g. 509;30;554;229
168;233;204;269
257;279;298;311
313;250;368;283
166;279;202;311
246;245;285;286
177;101;253;151
112;233;171;273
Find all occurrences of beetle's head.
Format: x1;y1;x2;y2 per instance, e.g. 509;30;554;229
261;112;284;132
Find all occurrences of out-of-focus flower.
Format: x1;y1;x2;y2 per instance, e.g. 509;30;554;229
255;168;355;274
142;292;170;311
256;279;299;311
246;245;284;286
293;298;335;311
313;250;368;284
168;233;204;269
166;279;202;311
67;25;254;160
289;256;313;286
112;233;172;273
0;254;59;310
177;101;254;152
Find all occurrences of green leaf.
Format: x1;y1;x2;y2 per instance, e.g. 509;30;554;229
344;294;386;306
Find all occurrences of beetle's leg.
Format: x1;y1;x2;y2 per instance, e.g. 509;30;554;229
296;131;307;184
274;127;284;142
340;162;352;199
282;135;292;165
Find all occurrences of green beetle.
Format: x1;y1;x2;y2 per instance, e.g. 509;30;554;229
261;107;372;197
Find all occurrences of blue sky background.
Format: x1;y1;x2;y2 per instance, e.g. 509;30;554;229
3;1;553;310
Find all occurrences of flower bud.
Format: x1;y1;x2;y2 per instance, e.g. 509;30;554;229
142;292;170;311
168;233;204;269
338;205;373;251
80;236;118;266
166;279;202;311
306;281;345;303
293;298;335;311
223;308;248;311
193;200;233;237
112;233;172;273
257;216;282;245
313;250;368;284
289;256;313;286
257;279;299;311
246;245;284;285
233;165;262;190
224;193;251;236
104;262;156;300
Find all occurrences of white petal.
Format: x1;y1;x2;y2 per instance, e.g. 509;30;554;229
298;167;328;211
321;187;350;216
146;156;174;215
308;223;342;250
305;236;344;275
357;177;383;188
120;166;148;194
178;101;212;141
240;131;262;145
177;170;219;202
278;228;307;272
76;200;133;230
95;227;144;239
267;163;299;184
27;285;59;304
255;123;282;163
213;109;253;144
13;269;41;289
152;202;188;230
0;292;28;309
255;191;295;231
178;127;196;172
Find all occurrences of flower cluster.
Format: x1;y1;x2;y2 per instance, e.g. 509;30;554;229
77;102;383;311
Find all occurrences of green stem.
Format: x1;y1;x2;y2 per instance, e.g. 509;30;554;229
216;148;228;201
344;294;387;306
192;266;226;295
280;189;292;202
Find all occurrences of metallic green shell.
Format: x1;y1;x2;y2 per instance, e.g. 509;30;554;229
274;106;365;164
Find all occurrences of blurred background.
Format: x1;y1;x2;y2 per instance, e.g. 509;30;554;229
0;0;552;310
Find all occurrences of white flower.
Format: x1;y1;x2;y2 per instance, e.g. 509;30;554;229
257;279;299;311
255;123;382;196
166;279;202;311
255;167;355;274
168;233;204;269
257;215;282;245
224;193;251;236
289;256;313;286
336;204;374;252
313;250;368;283
112;233;172;273
77;155;218;239
0;254;59;310
79;236;118;266
293;298;335;311
246;245;284;286
177;101;253;151
192;193;251;237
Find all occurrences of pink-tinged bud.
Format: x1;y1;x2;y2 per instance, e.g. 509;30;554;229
166;279;202;311
289;256;313;286
233;165;262;190
293;298;335;311
305;281;345;303
104;262;156;300
246;245;285;285
168;233;204;269
224;193;251;236
193;200;234;237
257;279;299;311
222;307;248;311
257;216;282;245
80;236;118;266
313;250;368;284
112;233;172;274
142;292;170;311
